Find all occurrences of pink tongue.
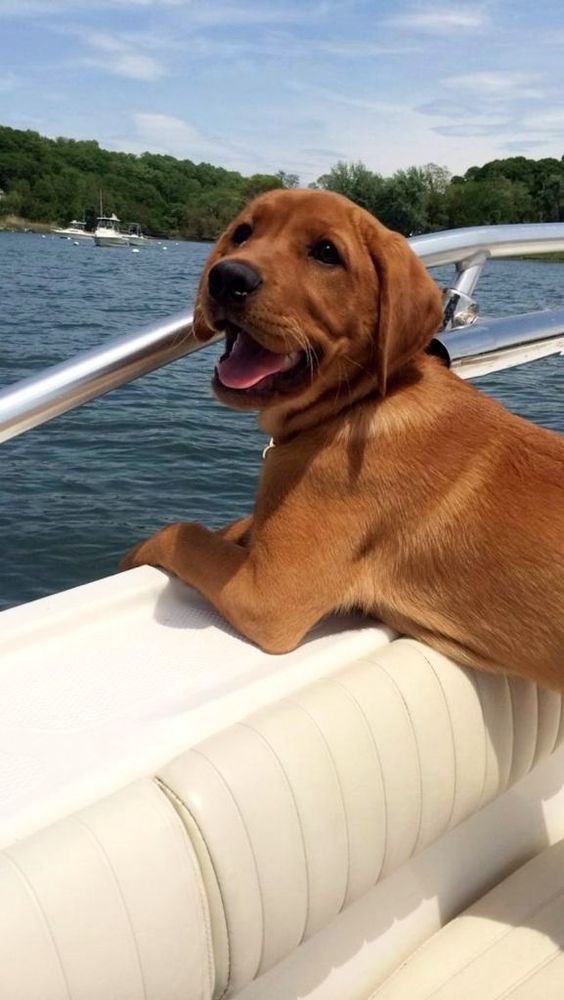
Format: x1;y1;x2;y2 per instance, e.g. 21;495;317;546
217;331;300;389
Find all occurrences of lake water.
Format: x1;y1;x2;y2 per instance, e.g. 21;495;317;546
1;231;563;611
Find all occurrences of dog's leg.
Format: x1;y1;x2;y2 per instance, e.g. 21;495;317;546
120;520;333;653
215;514;253;545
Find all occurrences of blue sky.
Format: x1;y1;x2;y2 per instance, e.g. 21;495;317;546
1;0;563;184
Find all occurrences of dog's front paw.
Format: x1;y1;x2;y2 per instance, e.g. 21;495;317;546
119;521;202;575
118;523;175;573
119;538;154;572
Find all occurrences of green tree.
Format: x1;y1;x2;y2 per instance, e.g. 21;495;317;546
2;124;564;237
242;173;283;200
277;170;300;189
316;160;386;217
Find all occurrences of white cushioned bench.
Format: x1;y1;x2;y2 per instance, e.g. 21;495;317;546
373;839;564;999
156;638;564;996
2;570;564;1000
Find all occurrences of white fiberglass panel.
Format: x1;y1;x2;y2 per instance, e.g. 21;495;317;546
0;566;392;848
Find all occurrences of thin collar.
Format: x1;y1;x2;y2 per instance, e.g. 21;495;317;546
262;437;276;460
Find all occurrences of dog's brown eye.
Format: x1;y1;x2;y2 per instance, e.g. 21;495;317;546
311;239;342;266
232;223;253;245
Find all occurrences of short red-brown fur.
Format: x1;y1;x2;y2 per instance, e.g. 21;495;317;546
122;189;564;688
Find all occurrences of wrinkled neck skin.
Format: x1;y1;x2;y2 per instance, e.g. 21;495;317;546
258;353;432;447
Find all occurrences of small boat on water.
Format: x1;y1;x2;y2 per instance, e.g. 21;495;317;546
0;221;563;999
127;222;152;247
94;212;128;247
52;219;94;241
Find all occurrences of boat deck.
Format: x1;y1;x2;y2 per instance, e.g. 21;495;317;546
0;566;392;848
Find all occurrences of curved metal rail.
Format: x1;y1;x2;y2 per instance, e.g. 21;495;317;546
410;222;564;267
0;311;205;443
432;309;564;379
1;222;564;443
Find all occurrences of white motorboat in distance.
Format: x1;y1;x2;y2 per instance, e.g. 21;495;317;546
52;220;94;241
127;222;152;247
94;213;128;247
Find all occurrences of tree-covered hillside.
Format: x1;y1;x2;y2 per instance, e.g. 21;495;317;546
0;125;294;239
315;156;564;235
1;124;563;239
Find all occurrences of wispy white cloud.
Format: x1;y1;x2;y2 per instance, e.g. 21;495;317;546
77;29;166;80
309;39;417;57
501;138;549;152
0;0;327;21
417;71;548;143
2;0;564;185
0;71;18;92
522;107;564;132
129;112;237;161
142;30;412;61
386;5;488;33
0;0;185;14
290;81;408;115
433;122;510;138
121;110;291;174
444;71;545;100
182;3;333;29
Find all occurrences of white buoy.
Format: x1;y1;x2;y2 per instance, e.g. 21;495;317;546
73;240;80;245
131;248;140;254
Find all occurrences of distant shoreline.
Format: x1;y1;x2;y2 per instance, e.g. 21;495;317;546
2;215;563;260
0;215;214;243
517;253;564;262
0;215;53;233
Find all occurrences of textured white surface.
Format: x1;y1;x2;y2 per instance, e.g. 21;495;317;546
158;640;564;995
373;838;564;999
0;780;215;1000
0;566;392;848
3;573;564;1000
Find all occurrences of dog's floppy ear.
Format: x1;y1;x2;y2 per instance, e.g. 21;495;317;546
192;305;216;343
191;270;217;343
364;217;444;394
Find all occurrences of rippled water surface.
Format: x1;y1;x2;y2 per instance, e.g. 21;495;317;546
1;232;563;609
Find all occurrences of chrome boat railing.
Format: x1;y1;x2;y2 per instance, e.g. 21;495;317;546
1;222;564;444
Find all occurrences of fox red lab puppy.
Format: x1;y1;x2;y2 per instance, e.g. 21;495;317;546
122;189;564;688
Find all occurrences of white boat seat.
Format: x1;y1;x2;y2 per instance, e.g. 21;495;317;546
373;838;564;999
0;780;216;1000
0;567;393;850
1;588;564;1000
156;639;564;996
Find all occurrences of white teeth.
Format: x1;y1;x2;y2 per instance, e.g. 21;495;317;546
279;351;301;372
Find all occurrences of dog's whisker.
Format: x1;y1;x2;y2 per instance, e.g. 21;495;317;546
284;321;319;385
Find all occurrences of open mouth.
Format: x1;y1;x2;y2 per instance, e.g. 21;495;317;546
214;323;312;396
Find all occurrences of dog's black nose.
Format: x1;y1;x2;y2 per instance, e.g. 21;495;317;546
208;259;262;305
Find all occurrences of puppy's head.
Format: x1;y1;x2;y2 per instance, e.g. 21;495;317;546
193;188;443;416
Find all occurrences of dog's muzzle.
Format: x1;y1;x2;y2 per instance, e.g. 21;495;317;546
208;259;262;307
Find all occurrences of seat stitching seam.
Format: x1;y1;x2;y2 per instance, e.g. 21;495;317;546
1;851;73;1000
154;777;224;998
284;694;351;913
473;672;489;809
377;663;424;858
369;880;564;1000
495;948;563;999
329;676;389;883
70;815;150;1000
238;721;310;946
189;746;265;980
404;645;458;832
